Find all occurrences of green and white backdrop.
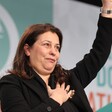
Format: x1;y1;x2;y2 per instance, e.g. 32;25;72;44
0;0;112;111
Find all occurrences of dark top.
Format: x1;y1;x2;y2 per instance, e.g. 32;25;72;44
0;15;112;112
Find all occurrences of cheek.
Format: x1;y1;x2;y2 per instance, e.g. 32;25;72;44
29;48;40;61
34;48;47;61
56;52;60;60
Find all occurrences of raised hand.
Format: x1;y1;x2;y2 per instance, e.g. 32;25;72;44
47;82;75;105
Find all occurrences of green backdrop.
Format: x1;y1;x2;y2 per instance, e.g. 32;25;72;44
0;0;52;71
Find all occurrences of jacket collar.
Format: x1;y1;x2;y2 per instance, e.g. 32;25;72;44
21;67;56;101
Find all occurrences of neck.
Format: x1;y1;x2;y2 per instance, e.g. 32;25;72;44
33;68;50;85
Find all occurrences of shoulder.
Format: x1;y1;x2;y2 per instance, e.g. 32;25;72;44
0;74;22;86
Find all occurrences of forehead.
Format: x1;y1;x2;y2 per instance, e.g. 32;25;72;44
37;31;59;43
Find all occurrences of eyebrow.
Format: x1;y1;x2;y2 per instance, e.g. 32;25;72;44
41;40;60;46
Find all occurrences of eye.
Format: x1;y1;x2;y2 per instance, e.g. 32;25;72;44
43;42;51;48
55;45;60;51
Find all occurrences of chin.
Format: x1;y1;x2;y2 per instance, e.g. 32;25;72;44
45;67;55;73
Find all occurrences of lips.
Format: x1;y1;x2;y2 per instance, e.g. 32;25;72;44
46;58;56;63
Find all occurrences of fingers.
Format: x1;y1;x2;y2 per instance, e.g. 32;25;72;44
56;82;66;89
65;85;70;93
47;85;51;92
51;82;75;99
56;82;60;88
70;90;75;98
61;83;75;99
47;85;51;90
67;90;75;99
60;82;65;89
47;85;53;96
56;82;75;98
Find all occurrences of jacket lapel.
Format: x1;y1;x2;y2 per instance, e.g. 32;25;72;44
21;67;57;102
21;75;48;101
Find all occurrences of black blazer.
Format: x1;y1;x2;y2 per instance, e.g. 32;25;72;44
0;15;112;112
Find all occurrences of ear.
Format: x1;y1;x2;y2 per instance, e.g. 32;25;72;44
24;44;30;56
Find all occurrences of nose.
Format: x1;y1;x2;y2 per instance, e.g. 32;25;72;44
49;46;57;56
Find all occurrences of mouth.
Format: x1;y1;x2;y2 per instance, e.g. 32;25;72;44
46;58;56;63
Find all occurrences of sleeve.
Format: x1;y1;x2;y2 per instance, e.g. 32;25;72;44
70;14;112;88
0;76;64;112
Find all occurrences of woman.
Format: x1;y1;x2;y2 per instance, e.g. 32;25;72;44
0;0;112;112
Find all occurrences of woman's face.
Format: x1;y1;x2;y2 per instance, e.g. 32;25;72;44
24;31;60;76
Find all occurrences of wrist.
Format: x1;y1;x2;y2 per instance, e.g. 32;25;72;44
100;7;112;18
50;96;63;105
101;7;112;14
